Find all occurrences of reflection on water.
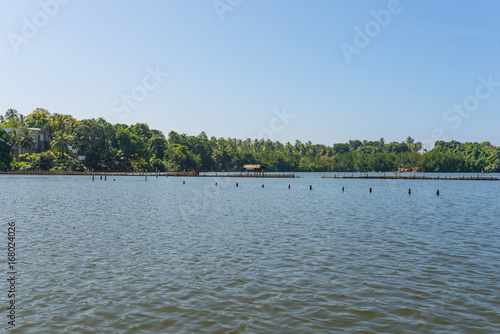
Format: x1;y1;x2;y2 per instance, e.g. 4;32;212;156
1;174;499;333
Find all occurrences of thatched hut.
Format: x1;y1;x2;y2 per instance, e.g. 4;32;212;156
243;164;268;175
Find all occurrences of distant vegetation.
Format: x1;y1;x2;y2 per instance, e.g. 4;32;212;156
1;108;499;173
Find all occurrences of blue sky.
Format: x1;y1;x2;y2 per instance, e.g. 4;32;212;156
1;0;499;148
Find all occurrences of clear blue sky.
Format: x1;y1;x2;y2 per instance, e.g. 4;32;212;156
1;0;499;148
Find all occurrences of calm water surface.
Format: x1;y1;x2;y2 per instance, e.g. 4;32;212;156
1;173;499;333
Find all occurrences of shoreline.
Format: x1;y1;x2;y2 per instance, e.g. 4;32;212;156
321;173;499;181
1;170;498;180
0;171;296;178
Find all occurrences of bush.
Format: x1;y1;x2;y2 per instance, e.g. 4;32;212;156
0;128;12;170
150;158;166;172
32;151;56;170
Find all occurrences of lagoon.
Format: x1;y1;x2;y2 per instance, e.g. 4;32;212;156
1;173;499;333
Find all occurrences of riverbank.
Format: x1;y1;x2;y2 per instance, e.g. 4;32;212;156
0;170;296;178
321;173;500;181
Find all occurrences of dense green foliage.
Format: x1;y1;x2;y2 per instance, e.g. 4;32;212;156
8;152;85;172
1;108;499;172
0;128;13;170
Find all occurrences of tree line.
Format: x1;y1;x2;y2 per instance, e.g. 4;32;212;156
1;108;499;173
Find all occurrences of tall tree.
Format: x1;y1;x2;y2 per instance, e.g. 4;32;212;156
18;128;35;154
74;119;112;169
106;148;125;171
51;130;71;157
377;138;385;152
18;114;26;127
7;130;19;155
5;109;19;122
0;128;13;170
25;108;51;130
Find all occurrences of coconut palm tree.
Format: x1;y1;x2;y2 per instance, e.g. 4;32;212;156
49;113;77;134
377;137;385;152
413;141;423;153
18;128;35;154
406;136;415;151
50;130;70;157
5;109;19;122
7;130;19;155
108;148;125;171
18;114;26;127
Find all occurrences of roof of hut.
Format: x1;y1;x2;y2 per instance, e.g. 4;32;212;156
243;164;268;169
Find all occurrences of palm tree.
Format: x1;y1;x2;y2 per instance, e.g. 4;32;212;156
50;113;76;134
18;114;26;127
377;137;385;152
406;136;415;151
5;109;19;122
7;130;19;155
50;130;70;157
414;141;423;153
108;148;125;171
18;128;35;154
51;114;65;131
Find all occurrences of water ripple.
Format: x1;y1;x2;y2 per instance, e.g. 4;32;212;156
1;174;499;333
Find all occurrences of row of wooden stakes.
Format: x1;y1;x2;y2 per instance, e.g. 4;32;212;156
92;176;441;196
212;182;440;195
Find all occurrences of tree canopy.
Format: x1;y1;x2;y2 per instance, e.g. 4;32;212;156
1;108;499;172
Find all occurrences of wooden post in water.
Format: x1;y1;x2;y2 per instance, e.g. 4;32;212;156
105;172;107;181
369;188;372;193
342;186;344;192
236;182;238;187
145;170;148;181
100;174;102;180
183;181;185;184
92;169;94;181
408;189;411;195
436;190;440;196
215;182;217;186
288;184;290;189
310;185;312;190
261;184;264;188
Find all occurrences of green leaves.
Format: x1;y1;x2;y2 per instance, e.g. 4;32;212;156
3;108;498;173
0;128;13;170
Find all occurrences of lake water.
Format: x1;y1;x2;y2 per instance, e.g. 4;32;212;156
1;173;499;333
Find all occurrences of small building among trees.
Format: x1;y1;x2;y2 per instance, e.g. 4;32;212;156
4;128;50;156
